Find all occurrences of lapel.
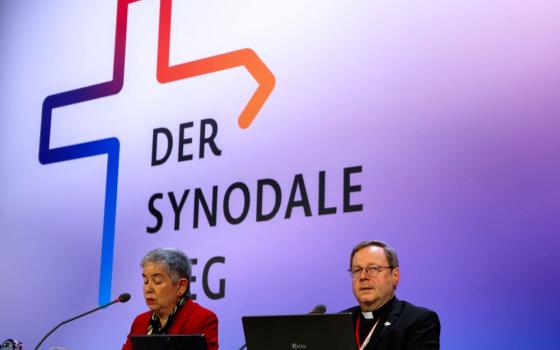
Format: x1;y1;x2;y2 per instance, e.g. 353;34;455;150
168;298;193;333
366;298;403;350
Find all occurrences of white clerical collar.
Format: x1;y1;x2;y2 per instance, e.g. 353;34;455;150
361;311;374;319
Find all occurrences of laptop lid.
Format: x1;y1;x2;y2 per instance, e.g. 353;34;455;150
131;334;208;350
242;313;358;350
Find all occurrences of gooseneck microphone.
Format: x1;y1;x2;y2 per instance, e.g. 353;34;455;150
309;304;327;314
34;293;131;350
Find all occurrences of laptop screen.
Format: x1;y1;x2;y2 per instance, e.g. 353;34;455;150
242;313;358;350
131;334;208;350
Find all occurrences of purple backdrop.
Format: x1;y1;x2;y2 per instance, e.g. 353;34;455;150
1;0;559;349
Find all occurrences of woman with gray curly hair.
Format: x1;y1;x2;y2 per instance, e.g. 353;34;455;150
122;248;219;350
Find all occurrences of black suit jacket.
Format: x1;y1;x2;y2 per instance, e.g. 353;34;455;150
342;298;440;350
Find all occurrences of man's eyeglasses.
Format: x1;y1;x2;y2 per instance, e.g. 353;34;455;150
348;265;393;278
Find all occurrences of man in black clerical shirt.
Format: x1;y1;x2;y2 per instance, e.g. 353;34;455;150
343;240;440;350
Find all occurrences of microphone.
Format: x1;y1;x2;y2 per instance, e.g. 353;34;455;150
34;293;131;350
309;304;327;314
119;292;131;303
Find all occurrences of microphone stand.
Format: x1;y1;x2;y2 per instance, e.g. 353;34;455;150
34;294;130;350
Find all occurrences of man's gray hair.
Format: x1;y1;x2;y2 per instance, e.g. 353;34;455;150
349;240;399;269
141;247;192;297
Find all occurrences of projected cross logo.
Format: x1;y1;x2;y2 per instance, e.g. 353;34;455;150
38;0;275;304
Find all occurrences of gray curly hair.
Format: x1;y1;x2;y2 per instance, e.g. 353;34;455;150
141;247;192;297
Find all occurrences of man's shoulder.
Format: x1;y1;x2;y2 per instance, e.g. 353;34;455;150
392;298;440;336
397;299;439;319
340;298;439;322
340;299;438;323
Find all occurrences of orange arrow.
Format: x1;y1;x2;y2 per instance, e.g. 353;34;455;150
156;0;276;129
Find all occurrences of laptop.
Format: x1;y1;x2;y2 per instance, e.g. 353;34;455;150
242;313;358;350
131;334;208;350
